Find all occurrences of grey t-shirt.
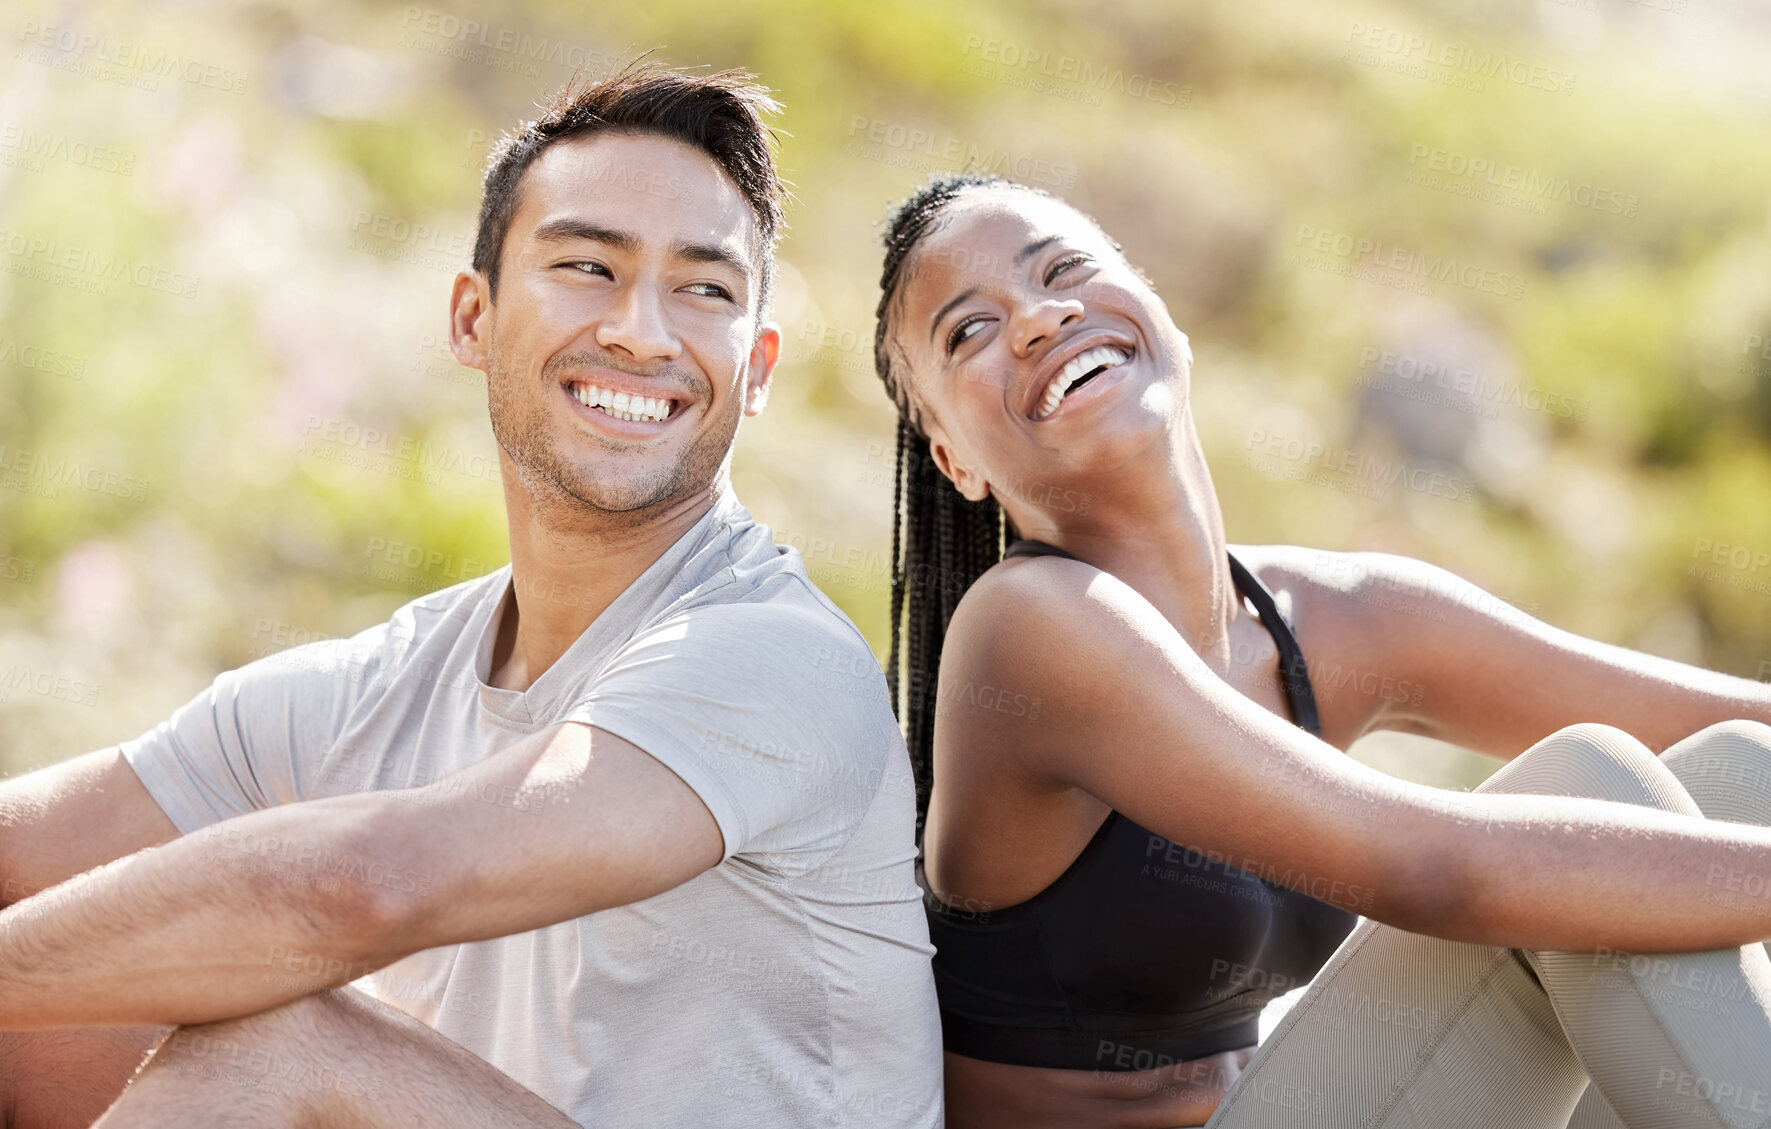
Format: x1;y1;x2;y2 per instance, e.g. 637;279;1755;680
121;486;942;1127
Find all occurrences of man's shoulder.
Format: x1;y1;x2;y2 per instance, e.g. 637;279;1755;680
612;513;895;725
385;567;508;636
676;519;876;665
235;569;504;698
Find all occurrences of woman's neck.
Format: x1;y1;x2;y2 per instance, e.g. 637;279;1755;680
1006;411;1241;672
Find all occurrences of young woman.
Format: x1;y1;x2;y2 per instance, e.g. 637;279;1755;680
871;173;1771;1129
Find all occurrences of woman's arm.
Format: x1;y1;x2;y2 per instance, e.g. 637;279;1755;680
940;555;1771;953
1302;550;1771;756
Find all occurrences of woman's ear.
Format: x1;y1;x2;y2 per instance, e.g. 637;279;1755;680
926;427;992;503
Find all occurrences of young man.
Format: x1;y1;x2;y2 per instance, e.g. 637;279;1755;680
0;63;941;1128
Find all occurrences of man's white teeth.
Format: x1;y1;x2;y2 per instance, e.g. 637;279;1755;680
1036;345;1129;419
572;382;673;422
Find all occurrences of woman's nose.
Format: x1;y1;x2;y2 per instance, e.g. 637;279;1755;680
1010;298;1084;357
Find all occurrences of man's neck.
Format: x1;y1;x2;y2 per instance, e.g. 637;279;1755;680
487;471;722;693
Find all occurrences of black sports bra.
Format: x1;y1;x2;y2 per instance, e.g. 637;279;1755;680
921;539;1359;1071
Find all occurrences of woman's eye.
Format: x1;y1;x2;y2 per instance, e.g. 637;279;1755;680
946;315;989;355
1046;253;1092;284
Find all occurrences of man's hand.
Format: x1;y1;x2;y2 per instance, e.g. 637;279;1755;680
0;723;722;1030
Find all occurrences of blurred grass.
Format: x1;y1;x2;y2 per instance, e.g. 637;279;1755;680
1;0;1769;787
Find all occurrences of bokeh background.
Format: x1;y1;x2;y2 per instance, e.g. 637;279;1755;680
3;0;1770;790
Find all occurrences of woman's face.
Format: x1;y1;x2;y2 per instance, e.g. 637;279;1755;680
888;188;1192;520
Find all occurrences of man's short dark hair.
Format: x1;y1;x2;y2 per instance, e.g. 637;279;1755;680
471;59;786;313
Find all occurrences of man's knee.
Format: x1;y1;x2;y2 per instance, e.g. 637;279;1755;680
0;1025;169;1129
152;988;380;1073
115;989;569;1129
107;992;389;1125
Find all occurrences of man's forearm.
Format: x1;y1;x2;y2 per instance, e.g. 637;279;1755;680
0;793;409;1030
0;721;722;1031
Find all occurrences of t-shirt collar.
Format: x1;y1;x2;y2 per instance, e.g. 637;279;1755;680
473;482;743;723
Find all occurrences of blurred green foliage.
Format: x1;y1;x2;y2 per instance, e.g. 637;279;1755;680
2;0;1769;791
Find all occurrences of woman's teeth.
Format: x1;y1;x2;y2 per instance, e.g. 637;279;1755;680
572;382;673;422
1036;345;1129;419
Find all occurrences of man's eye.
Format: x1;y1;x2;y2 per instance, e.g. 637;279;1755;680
1046;253;1092;284
565;261;610;277
684;282;734;300
946;315;989;355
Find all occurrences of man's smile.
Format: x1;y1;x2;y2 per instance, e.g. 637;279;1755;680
565;379;680;423
560;379;689;435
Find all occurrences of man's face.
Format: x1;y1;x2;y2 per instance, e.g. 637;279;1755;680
450;130;779;517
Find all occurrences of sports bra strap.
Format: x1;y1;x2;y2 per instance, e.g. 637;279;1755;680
1003;539;1321;735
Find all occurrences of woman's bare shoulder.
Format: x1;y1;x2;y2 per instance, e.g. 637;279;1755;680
1227;544;1446;592
1226;544;1464;633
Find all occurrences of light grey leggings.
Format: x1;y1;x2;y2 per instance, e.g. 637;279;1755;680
1205;720;1771;1129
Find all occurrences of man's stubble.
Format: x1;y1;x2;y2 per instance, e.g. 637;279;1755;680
485;344;738;529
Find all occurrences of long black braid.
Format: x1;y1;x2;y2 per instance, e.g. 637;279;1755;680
874;173;1048;842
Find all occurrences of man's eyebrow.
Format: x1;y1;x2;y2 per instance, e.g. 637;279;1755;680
1016;235;1059;266
669;238;750;278
531;219;640;253
930;287;980;345
529;221;748;280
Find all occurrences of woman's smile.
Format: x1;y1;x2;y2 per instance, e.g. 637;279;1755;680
1029;339;1137;421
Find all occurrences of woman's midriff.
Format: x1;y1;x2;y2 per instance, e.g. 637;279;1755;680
942;1045;1257;1129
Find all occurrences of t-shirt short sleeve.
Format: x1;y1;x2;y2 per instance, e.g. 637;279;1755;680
120;635;378;833
563;597;898;877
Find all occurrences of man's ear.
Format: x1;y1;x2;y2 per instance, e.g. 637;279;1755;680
743;322;780;416
449;270;493;372
926;426;991;503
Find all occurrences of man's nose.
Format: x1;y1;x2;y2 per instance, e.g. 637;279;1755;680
595;282;681;362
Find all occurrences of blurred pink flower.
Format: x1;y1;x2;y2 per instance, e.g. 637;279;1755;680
55;540;135;641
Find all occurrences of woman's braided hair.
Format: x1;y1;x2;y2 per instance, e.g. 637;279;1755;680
874;173;1044;841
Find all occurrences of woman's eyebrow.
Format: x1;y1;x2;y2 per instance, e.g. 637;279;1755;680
924;235;1062;344
1016;235;1058;265
929;287;980;344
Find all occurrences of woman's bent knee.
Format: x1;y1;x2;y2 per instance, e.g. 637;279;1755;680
1661;720;1771;827
1532;722;1651;759
1663;719;1771;765
1483;723;1696;814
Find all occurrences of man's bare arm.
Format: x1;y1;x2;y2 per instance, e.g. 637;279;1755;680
1;749;181;909
0;722;722;1030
